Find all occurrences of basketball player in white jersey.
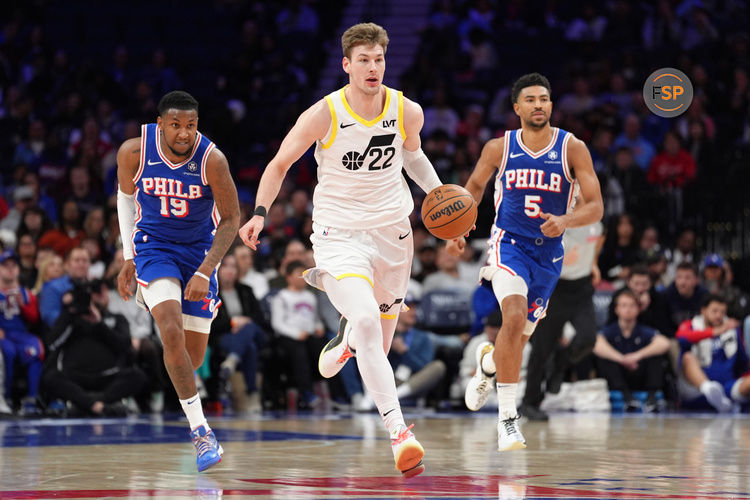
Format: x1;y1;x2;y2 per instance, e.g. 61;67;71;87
239;23;442;477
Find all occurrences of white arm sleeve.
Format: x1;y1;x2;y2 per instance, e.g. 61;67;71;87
117;188;136;260
403;147;442;194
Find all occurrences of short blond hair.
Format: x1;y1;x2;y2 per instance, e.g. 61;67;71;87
341;23;389;59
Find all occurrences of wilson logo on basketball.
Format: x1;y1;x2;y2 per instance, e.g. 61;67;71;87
429;199;467;222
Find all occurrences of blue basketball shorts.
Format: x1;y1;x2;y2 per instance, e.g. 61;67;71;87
481;227;564;323
133;232;219;319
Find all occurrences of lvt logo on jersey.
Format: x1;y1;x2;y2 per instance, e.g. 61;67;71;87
341;133;396;171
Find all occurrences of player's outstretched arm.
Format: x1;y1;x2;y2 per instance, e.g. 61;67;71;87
185;148;240;302
239;99;331;249
446;138;503;256
401;97;442;194
540;136;604;238
115;137;141;300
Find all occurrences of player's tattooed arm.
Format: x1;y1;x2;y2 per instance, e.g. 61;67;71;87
200;147;240;273
116;137;142;195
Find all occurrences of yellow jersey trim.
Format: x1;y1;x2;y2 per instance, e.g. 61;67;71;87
340;85;392;127
397;91;407;141
380;313;398;319
334;273;374;288
321;96;337;149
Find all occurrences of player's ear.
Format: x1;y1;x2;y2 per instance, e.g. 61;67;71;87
157;116;162;127
342;56;351;74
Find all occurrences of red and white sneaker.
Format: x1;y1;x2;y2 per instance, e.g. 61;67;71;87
318;316;354;378
391;424;425;478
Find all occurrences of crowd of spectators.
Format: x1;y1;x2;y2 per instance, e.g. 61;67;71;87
1;0;750;416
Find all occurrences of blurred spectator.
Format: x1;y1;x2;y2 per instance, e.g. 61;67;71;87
21;171;58;224
648;130;696;188
65;166;105;217
43;279;146;416
0;185;36;233
613;114;656;171
423;86;460;139
700;254;750;321
593;290;671;412
32;252;63;295
677;294;746;413
12;119;47;170
558;77;596;117
17;206;52;242
565;4;607;42
0;250;43;415
37;199;85;257
15;233;37;289
611;147;653;221
422;242;477;299
270;260;325;408
211;254;270;414
664;228;697;286
268;239;307;291
39;246;90;327
233;245;269;300
598;213;640;285
609;264;672;337
664;262;707;336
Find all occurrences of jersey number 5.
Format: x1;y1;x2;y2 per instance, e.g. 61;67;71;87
159;196;189;218
524;195;542;218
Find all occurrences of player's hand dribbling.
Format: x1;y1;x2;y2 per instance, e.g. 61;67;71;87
185;274;210;302
540;212;568;237
239;216;264;250
117;260;136;301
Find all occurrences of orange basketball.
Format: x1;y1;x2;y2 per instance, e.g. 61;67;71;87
421;184;477;240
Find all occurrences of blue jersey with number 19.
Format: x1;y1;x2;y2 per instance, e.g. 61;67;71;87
493;127;576;243
132;123;217;245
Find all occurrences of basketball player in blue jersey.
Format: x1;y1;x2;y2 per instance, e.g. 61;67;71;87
239;23;443;477
448;73;603;451
115;91;240;472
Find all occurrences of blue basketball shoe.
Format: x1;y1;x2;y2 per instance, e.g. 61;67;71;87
190;425;224;472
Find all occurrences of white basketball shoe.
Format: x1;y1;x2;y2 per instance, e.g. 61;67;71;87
465;341;496;411
390;424;425;478
318;316;355;378
497;416;526;451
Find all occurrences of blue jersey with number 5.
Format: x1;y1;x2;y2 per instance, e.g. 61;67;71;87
493;127;576;243
132;123;217;245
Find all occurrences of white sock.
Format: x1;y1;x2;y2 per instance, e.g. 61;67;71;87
497;383;518;420
481;346;497;375
180;393;208;430
699;381;714;395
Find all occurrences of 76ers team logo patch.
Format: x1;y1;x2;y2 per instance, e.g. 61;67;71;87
547;150;558;161
187;161;198;172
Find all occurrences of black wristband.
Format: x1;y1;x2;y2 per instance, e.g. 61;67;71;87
253;206;267;218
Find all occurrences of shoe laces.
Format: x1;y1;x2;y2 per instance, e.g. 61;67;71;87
193;430;216;457
501;416;520;436
391;423;415;446
337;345;354;363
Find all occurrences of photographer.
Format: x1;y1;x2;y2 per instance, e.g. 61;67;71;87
42;279;146;416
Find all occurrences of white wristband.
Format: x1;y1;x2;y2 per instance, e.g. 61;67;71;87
194;271;210;281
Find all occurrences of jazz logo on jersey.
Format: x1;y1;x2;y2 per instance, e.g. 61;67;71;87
141;177;203;199
504;169;562;193
341;133;396;171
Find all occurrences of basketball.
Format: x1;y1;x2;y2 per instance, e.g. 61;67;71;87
421;184;477;240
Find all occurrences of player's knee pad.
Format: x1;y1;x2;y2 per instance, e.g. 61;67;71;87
183;314;212;334
490;270;528;304
139;277;182;310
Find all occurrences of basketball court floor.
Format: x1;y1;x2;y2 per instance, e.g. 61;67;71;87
1;410;749;499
